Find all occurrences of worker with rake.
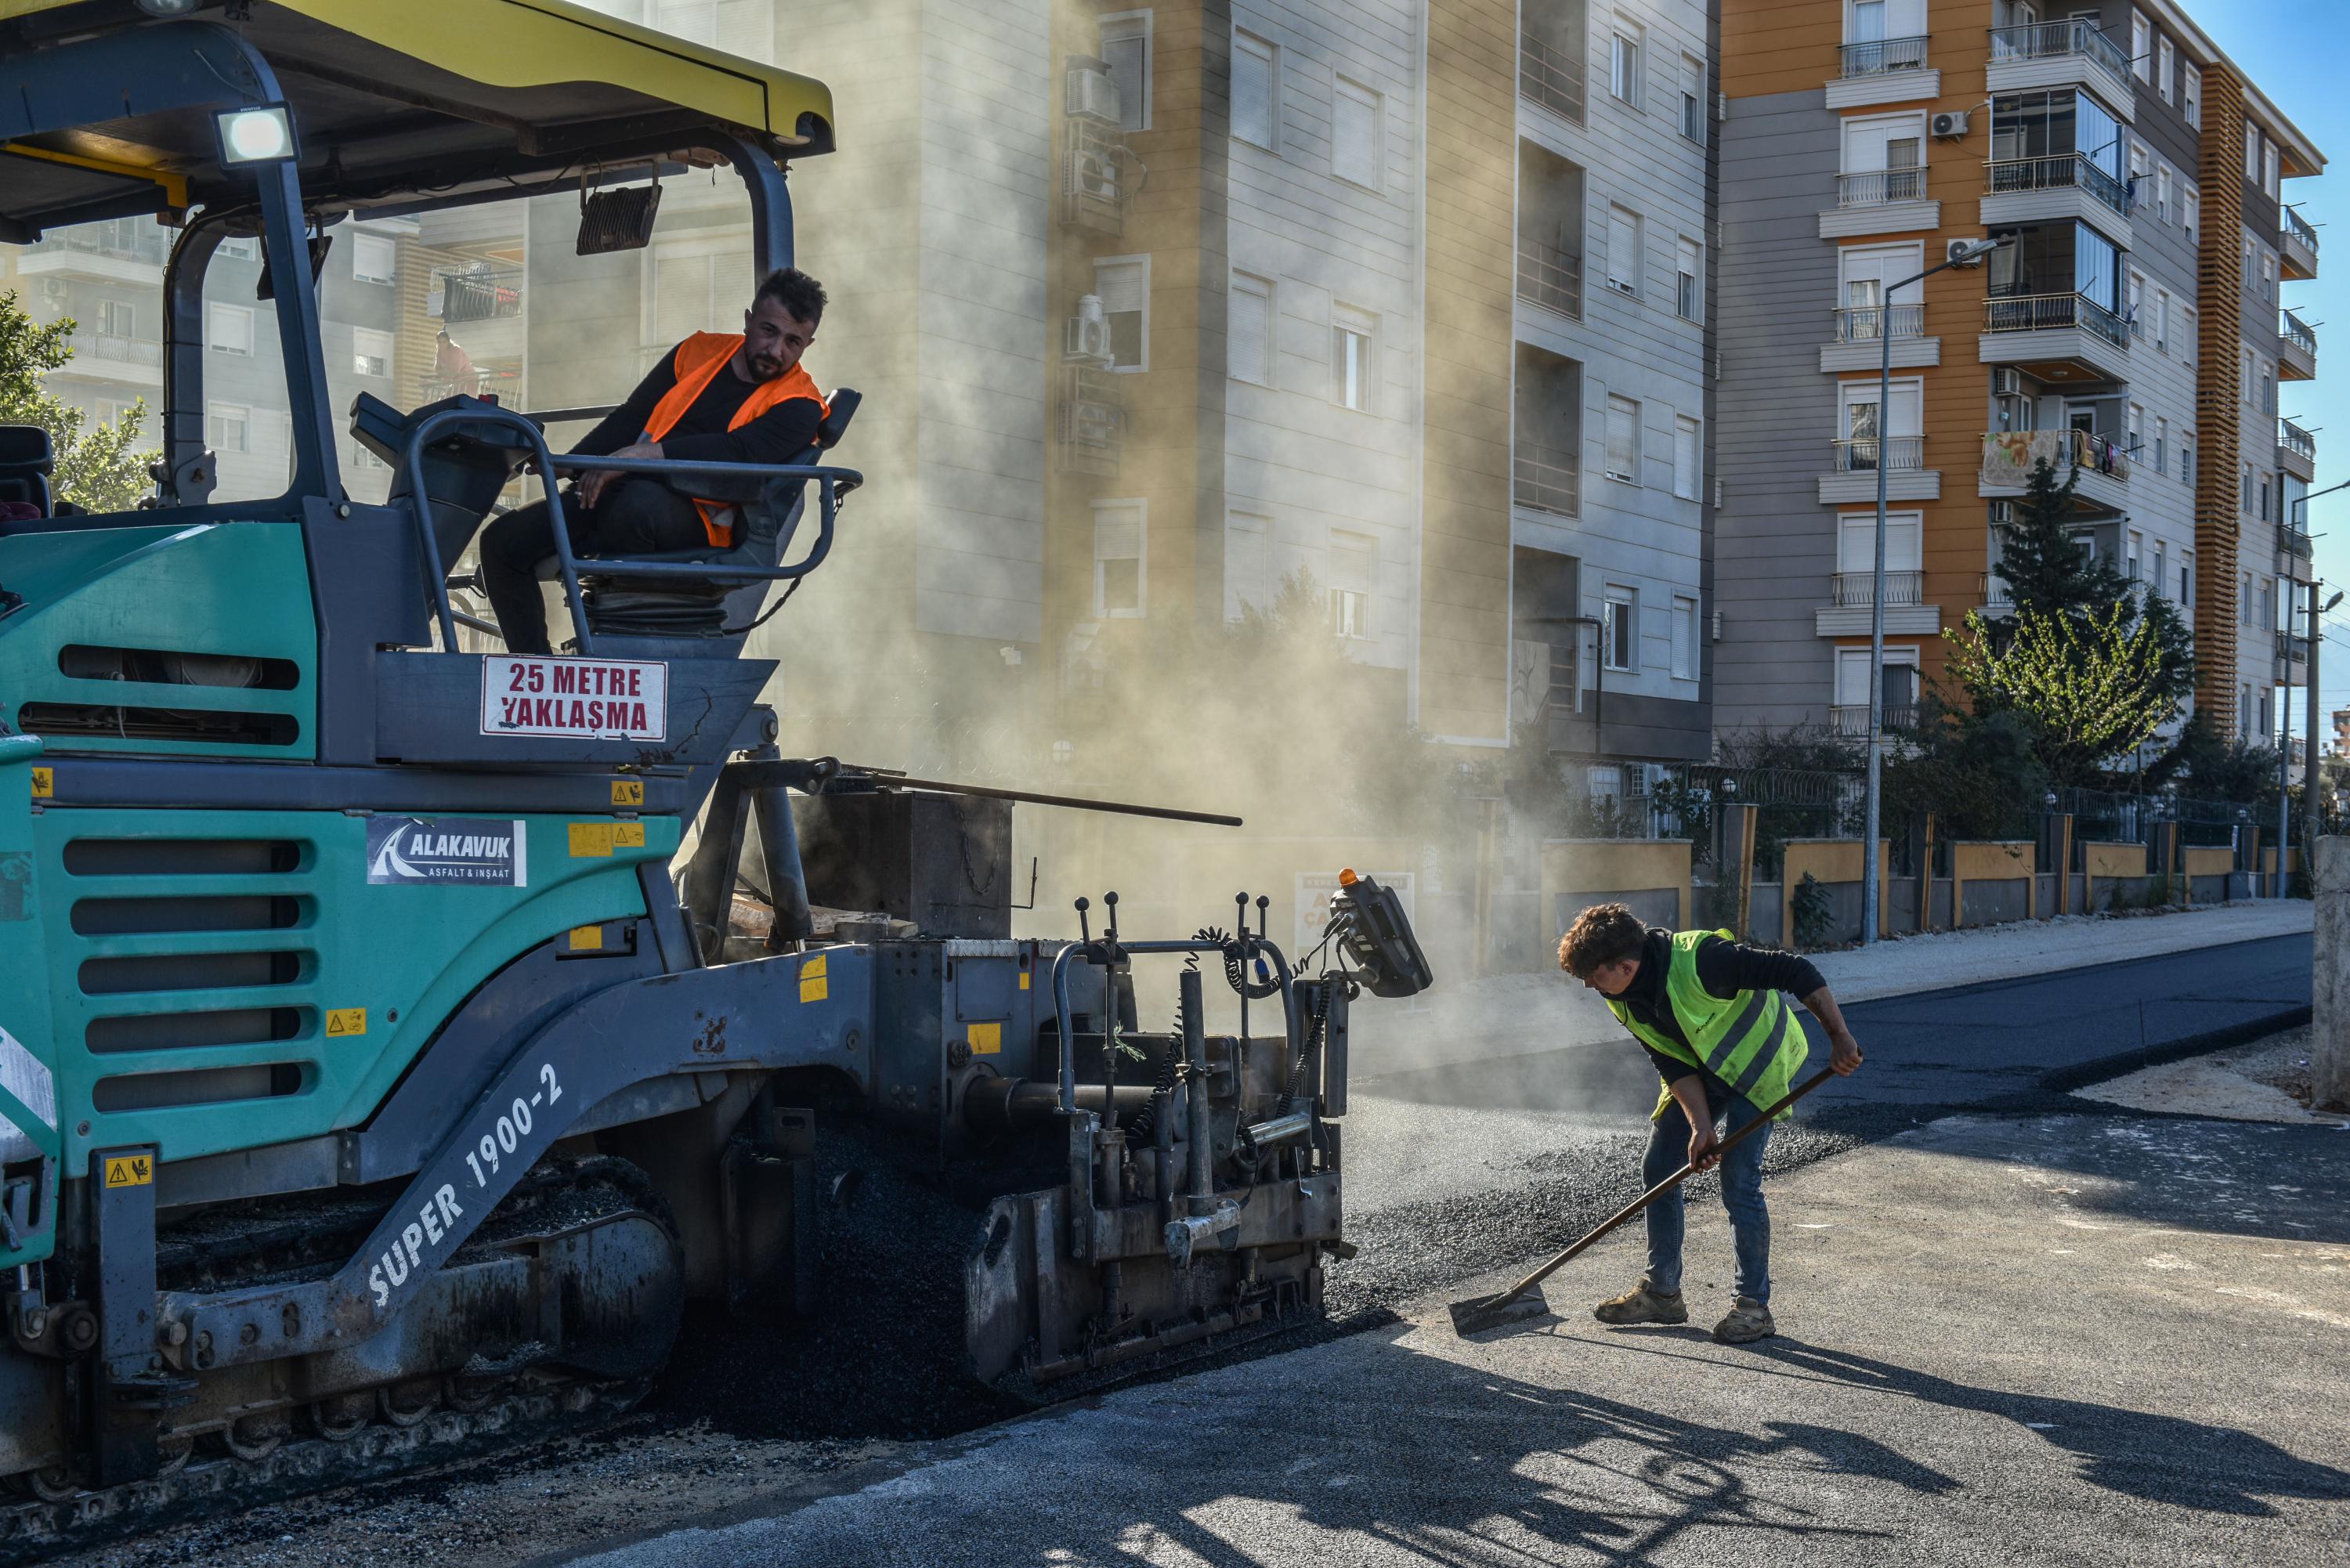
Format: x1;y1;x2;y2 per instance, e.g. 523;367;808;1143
1558;904;1863;1344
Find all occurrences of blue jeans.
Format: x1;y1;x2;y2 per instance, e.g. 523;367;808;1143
1643;1079;1773;1306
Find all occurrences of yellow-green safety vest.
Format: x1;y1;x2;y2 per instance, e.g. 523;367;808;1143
1604;929;1812;1122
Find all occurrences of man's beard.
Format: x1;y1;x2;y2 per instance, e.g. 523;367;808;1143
748;353;783;379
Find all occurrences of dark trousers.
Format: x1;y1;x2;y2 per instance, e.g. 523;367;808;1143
477;478;707;654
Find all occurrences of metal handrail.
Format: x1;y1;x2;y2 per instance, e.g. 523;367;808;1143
2282;419;2318;463
1983;290;2129;349
1833;302;1925;341
1983;152;2131;216
1520;31;1586;125
1988;18;2131;84
1831;435;1925;471
2280;523;2315;560
1836;168;1926;207
2283;310;2319;356
1840;34;1929;77
1831;569;1924;607
2285;205;2321;254
1513;439;1582;516
393;403;860;656
1050;936;1297;1114
1517;239;1584;320
1832;703;1917;735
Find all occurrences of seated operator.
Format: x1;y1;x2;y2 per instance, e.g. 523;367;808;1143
477;266;830;656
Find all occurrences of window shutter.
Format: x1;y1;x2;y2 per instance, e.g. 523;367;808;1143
1230;276;1270;385
1328;533;1373;597
1094;260;1145;316
1606;396;1638;480
1672;415;1698;499
1096;509;1141;562
1607;205;1638;287
1332;81;1379;187
1234;33;1276;149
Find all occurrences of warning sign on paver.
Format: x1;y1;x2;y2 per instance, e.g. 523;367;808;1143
327;1007;367;1037
103;1154;152;1187
482;656;667;742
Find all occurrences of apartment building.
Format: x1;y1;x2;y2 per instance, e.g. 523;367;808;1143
1713;0;2322;748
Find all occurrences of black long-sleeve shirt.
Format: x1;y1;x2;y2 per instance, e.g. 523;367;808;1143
1615;927;1825;1094
573;348;822;468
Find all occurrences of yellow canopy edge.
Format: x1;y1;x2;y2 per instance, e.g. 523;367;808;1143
0;0;834;146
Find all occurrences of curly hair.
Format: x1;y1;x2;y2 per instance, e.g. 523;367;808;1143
1557;901;1649;979
754;266;828;328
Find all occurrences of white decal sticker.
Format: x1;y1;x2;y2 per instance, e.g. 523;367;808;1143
481;656;668;742
0;1024;56;1129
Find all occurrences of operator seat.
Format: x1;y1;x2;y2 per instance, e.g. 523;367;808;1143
0;425;54;528
551;388;861;641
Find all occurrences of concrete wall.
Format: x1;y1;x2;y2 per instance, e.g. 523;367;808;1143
1542;839;1694;941
1950;840;2035;929
2314;837;2350;1110
2082;841;2149;879
1778;836;1890;946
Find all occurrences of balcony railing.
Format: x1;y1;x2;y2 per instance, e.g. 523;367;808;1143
1839;34;1929;77
1983;152;2131;217
2280;631;2312;666
1979;571;2015;607
2286;205;2321;255
2280;524;2315;560
2282;418;2317;465
1520;31;1587;126
1832;302;1925;341
1513;439;1582;517
1830;435;1925;472
1981;426;2129;487
1836;168;1927;207
1832;703;1918;735
1983;291;2129;349
27;224;170;268
2283;310;2319;358
1517;239;1584;321
432;266;524;323
1988;18;2131;84
1831;569;1925;607
65;331;162;370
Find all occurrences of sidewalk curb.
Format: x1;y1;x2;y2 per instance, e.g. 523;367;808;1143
2034;1006;2315;1100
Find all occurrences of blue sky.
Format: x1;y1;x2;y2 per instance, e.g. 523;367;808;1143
2192;2;2350;744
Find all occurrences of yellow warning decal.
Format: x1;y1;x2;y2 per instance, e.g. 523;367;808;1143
103;1154;153;1188
569;924;606;952
326;1007;367;1038
1018;970;1030;991
611;779;645;807
30;767;52;800
799;952;829;1004
569;822;649;857
968;1021;1002;1055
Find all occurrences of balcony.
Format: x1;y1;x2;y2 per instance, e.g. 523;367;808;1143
1817;569;1937;636
431;266;523;323
1837;168;1927;208
1520;31;1586;127
1822;168;1939;240
1823;302;1937;370
2283;206;2319;281
1981;153;2133;235
2279;631;2311;676
2280;523;2315;562
59;331;162;387
1979;571;2015;609
1979;291;2130;384
2280;310;2318;381
1986;19;2135;110
1979;427;2129;516
421;359;522;405
1821;435;1937;503
1516;239;1583;322
1831;703;1918;737
1055;363;1123;476
1831;569;1925;607
2280;418;2317;483
1828;35;1939;110
1513;439;1582;518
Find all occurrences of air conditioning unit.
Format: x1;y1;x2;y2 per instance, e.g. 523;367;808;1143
1065;57;1123;125
1931;110;1970;139
1947;237;1991;267
1064;147;1121;205
1063;294;1113;365
1991;368;2023;396
41;279;69;300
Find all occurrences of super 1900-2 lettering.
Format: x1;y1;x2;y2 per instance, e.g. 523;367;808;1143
368;1062;563;1308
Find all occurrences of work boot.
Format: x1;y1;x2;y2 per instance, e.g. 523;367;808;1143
1712;1296;1775;1344
1593;1281;1688;1325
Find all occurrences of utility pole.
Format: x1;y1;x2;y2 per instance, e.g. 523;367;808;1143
2310;583;2344;866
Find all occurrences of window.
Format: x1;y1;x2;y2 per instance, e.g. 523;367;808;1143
1849;0;1884;45
2240;344;2255;407
648;235;757;346
2265;141;2280;198
2240;462;2253;515
1840;377;1921;463
2184;63;2201;128
1229;273;1272;386
2183;306;2197;363
1610;28;1641;106
1672;414;1701;500
2182;554;2193;608
1837;511;1923;574
2182;435;2193;488
1602;586;1636;671
1224;511;1268;620
218;237;257;261
1838;241;1924;336
2127;403;2142;468
1675;237;1702;322
1842;112;1925;201
352;327;394;379
2155;166;2171;223
1670;596;1698;681
205;302;254;356
1332;78;1382;189
1836;645;1919;712
2259;251;2274;302
350;232;397;284
2245;125;2260;183
97;299;134;338
2131;15;2150;82
1327;529;1375;638
1679;55;1705;144
206;401;251;453
2125;530;2142;582
2260;471;2271;522
1232;30;1277;150
1093;499;1146;617
2153;540;2167;598
1332;304;1376;411
1101;13;1150;132
351;439;389;472
1604;394;1640;483
1094;255;1148;370
2125;269;2144;338
2153;289;2168;353
2155;416;2167;476
1605;203;1641;293
2184;186;2198;242
2157;38;2175;103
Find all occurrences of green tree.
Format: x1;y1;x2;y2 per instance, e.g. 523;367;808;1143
1944;602;2182;786
0;288;157;512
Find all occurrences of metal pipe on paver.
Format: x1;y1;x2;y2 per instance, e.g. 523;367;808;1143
1181;966;1212;1201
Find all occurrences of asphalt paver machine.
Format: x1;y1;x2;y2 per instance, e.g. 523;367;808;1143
0;0;1431;1534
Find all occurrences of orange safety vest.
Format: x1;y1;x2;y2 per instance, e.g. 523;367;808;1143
641;331;830;547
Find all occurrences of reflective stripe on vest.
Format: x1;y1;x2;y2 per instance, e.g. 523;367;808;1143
1603;929;1812;1120
641;331;830;547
